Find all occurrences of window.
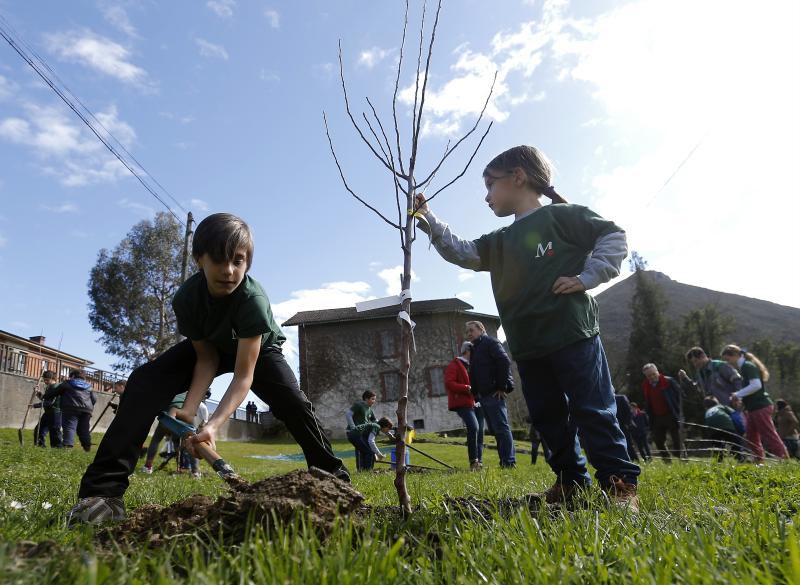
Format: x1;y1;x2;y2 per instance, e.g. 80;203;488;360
377;330;399;358
381;371;401;402
413;418;425;430
427;366;447;397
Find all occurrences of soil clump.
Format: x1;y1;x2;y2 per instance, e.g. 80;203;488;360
97;468;364;548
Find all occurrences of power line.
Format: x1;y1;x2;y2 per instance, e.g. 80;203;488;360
0;14;187;226
645;127;712;208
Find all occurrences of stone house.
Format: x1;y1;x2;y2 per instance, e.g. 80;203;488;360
282;298;516;438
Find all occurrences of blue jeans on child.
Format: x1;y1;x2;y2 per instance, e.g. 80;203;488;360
478;393;516;467
455;407;484;463
516;335;640;487
62;410;92;451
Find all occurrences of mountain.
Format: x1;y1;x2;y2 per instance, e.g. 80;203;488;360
595;271;800;372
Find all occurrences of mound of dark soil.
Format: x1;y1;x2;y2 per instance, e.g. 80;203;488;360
97;468;364;548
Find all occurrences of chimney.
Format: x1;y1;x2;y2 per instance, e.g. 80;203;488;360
29;335;46;345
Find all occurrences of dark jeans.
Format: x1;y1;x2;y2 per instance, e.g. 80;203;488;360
455;407;484;463
621;426;639;461
37;409;62;447
651;414;684;462
708;429;746;461
62;410;92;451
79;340;343;498
783;437;800;459
479;393;516;466
347;430;374;471
529;425;552;464
517;335;640;487
632;433;651;460
144;424;175;466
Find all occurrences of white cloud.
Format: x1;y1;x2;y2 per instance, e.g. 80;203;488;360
40;201;78;213
259;69;280;83
190;198;209;211
0;74;17;100
207;0;235;18
102;5;138;38
272;281;374;372
556;0;800;307
358;46;391;69
377;265;419;296
457;269;475;282
195;38;229;60
264;9;280;29
0;103;134;186
45;29;150;87
313;62;335;80
456;291;473;300
117;198;154;217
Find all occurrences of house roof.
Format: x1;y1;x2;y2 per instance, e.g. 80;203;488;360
0;329;93;365
282;298;500;327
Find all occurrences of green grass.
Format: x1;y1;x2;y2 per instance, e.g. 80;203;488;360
0;428;798;584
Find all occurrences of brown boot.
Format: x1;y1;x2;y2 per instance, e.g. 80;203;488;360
531;480;586;506
604;476;639;512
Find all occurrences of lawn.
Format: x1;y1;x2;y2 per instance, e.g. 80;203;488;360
0;427;798;584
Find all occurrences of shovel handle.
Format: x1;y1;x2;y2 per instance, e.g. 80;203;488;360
186;436;237;479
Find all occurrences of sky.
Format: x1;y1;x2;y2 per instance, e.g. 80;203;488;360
0;0;798;403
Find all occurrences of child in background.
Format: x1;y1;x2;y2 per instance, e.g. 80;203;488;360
703;396;745;460
416;145;639;509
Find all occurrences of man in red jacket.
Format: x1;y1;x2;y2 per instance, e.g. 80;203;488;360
445;341;484;470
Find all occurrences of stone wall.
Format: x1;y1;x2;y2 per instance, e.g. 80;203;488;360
296;311;523;438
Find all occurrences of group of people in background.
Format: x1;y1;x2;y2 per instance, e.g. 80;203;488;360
244;401;259;423
32;369;125;451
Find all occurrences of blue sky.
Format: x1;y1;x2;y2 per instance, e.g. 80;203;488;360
1;0;798;401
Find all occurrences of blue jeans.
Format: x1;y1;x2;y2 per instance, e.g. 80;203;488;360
517;335;640;487
62;410;92;451
455;407;484;463
347;431;374;471
37;410;62;447
479;394;516;467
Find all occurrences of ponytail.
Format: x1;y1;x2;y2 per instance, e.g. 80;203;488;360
542;185;568;204
485;145;569;204
721;344;770;382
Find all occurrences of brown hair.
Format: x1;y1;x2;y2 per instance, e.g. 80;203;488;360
685;347;707;361
465;320;486;333
192;213;254;270
484;145;568;204
721;344;770;382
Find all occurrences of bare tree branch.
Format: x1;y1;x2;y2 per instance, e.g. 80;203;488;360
409;0;428;173
416;71;497;190
362;111;392;168
410;0;443;176
423;121;494;206
337;41;405;179
366;97;405;234
392;0;409;175
323;112;401;230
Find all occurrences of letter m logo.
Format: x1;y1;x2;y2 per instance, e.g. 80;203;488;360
535;241;553;258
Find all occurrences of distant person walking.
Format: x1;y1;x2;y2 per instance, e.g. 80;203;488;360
641;363;684;462
629;402;651;461
679;347;741;406
46;369;95;451
774;399;800;459
464;320;516;468
445;341;484;470
615;393;639;462
721;345;788;461
35;370;62;448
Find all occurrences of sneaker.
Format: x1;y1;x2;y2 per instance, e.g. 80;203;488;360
332;466;352;483
531;480;586;506
604;476;639;513
67;496;125;525
469;460;483;472
141;465;152;474
191;471;202;479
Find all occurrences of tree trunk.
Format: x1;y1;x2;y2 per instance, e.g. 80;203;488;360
394;186;415;516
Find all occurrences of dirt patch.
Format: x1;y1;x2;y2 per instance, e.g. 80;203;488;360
97;468;364;548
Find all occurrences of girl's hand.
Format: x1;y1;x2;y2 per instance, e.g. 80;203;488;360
413;193;430;215
186;424;218;457
173;408;193;424
552;276;586;295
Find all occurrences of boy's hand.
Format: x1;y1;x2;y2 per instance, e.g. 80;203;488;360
174;408;193;424
413;193;430;215
552;276;586;295
186;424;218;457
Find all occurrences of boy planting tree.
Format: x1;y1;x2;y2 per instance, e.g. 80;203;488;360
69;213;348;524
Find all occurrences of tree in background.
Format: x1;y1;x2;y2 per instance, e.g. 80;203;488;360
624;252;668;403
88;212;185;370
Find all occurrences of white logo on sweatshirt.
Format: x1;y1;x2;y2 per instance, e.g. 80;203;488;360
535;241;554;258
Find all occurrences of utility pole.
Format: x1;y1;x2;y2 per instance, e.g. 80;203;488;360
180;211;194;284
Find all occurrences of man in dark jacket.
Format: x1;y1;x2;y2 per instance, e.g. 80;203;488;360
465;320;516;468
35;370;62;448
46;369;96;451
641;363;684;462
